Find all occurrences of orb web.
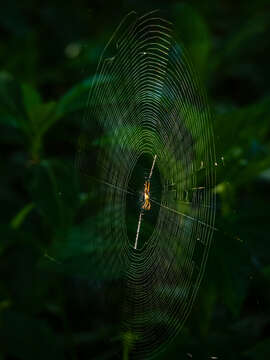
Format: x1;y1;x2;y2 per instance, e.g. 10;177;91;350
78;10;216;359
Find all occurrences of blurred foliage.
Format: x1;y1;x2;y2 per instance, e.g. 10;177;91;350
1;0;270;359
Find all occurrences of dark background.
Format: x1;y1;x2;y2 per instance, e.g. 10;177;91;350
1;0;270;359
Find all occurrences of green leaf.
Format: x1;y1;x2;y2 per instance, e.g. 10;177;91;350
0;72;27;131
40;212;124;281
55;77;92;117
28;159;78;230
172;3;211;77
214;96;270;186
0;74;57;159
207;234;251;317
21;83;42;122
10;202;35;229
223;14;269;62
29;101;57;159
215;96;270;152
262;265;270;280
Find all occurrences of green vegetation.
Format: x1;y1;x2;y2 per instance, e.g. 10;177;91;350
1;1;270;359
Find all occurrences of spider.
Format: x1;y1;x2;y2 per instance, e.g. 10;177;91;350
142;180;151;211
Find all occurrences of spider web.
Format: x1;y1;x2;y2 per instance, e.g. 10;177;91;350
78;10;216;359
